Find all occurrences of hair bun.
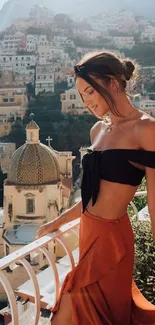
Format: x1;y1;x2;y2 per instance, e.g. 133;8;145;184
123;60;135;81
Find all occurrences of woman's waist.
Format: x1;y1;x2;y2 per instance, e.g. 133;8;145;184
82;209;129;227
85;181;138;219
86;203;128;221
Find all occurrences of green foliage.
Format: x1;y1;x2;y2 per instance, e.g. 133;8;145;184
124;42;155;65
4;121;26;148
128;178;147;216
131;218;155;304
128;178;155;304
55;81;68;92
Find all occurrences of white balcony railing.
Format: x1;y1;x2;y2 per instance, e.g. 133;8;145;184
0;191;148;324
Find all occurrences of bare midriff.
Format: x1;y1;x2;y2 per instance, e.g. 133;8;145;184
86;179;139;221
86;111;148;221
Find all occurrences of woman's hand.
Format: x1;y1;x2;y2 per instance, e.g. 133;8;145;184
35;221;59;239
35;200;82;239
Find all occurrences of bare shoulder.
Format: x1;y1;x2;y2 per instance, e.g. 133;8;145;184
136;113;155;150
90;120;106;143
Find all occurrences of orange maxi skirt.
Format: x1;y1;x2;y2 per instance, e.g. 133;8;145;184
53;211;155;325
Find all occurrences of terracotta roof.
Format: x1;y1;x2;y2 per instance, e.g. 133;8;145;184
7;143;60;185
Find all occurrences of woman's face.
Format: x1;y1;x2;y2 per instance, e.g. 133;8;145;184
76;76;110;119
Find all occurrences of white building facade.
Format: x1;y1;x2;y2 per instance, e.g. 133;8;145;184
35;65;55;95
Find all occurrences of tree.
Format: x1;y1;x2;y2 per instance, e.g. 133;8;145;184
124;43;155;65
5;121;26;148
53;14;73;31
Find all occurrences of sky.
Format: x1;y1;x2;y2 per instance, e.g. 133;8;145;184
0;0;6;10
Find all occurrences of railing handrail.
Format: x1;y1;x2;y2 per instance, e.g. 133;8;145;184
0;191;147;270
134;190;147;197
0;190;148;271
0;219;80;270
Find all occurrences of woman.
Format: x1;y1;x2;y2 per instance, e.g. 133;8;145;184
36;51;155;325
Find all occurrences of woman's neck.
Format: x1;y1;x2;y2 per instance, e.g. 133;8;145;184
108;95;138;125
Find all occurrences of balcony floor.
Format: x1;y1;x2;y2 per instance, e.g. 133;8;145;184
8;305;51;325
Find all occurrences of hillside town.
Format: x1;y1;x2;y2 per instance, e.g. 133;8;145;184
0;5;154;137
0;4;154;324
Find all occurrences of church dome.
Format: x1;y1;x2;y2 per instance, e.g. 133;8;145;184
7;119;60;186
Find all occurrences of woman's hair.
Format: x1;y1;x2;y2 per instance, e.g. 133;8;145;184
74;51;139;117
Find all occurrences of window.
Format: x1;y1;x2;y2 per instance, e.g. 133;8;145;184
10;98;14;102
3;98;8;103
26;198;35;214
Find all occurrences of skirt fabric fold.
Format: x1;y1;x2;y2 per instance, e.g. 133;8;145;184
53;210;155;325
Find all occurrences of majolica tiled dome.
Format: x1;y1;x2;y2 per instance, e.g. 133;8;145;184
7;119;60;185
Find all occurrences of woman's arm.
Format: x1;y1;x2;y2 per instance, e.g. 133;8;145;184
36;200;82;238
51;199;82;228
139;119;155;240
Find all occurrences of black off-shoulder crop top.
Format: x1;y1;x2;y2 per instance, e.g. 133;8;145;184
81;148;155;212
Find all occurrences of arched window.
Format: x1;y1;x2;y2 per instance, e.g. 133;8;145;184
25;193;35;214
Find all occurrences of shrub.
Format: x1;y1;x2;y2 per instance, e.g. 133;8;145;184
128;177;155;304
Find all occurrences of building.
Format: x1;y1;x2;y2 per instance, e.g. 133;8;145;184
0;69;28;125
29;5;54;27
61;88;90;115
133;94;155;116
10;19;35;32
0;142;16;173
0;54;36;75
0;32;25;54
2;118;75;261
141;25;155;43
35;65;55;95
53;36;75;48
113;37;135;50
66;74;75;88
26;34;38;52
0;119;12;137
142;66;155;87
73;28;101;39
0;84;28;120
